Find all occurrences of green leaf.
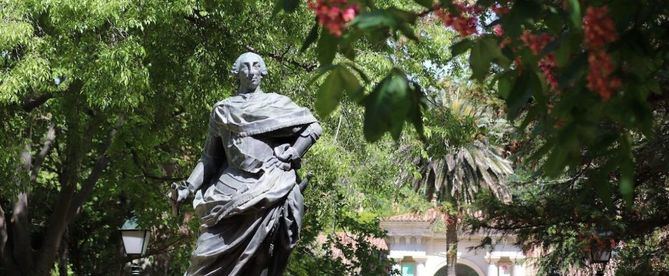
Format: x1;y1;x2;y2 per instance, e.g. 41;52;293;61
363;69;412;142
307;64;338;86
340;41;356;60
343;62;370;83
554;36;573;68
413;0;434;9
337;67;363;102
398;23;419;41
506;70;540;119
450;39;473;57
387;8;418;24
272;0;300;14
316;70;344;118
466;36;510;80
339;31;362;61
314;66;363;117
317;31;338;65
283;0;300;12
300;22;320;53
481;36;510;67
567;0;582;29
469;40;491;81
352;10;398;30
497;72;514;98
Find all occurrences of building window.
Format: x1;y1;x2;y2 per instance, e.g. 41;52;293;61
400;256;416;276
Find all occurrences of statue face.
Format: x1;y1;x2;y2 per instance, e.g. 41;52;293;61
237;55;263;93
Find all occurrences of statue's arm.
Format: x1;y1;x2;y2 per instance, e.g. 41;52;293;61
186;133;225;191
292;122;323;157
174;127;225;203
272;122;322;167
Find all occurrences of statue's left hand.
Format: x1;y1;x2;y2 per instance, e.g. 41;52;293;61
272;144;301;170
263;156;292;171
274;144;299;162
263;144;299;171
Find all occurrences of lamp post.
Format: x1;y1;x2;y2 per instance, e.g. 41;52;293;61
548;267;560;276
120;217;150;275
588;229;613;276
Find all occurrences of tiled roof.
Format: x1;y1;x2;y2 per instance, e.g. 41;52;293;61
316;232;388;251
382;208;447;223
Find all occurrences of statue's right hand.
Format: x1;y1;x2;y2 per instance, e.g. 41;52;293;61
170;181;191;204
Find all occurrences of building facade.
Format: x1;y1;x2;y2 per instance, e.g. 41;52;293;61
381;209;533;276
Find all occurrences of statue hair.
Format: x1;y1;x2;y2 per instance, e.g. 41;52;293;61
231;52;268;76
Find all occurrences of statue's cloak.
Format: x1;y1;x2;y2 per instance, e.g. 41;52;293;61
213;92;317;137
187;92;317;276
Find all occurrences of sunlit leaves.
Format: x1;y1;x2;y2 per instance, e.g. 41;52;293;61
81;39;150;109
0;21;33;50
0;53;50;104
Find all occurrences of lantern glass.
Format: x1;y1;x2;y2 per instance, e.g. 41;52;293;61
121;229;150;256
590;247;611;264
120;218;150;257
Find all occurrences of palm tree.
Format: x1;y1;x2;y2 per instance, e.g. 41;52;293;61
403;89;513;275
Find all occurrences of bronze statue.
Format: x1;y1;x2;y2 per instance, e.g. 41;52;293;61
172;52;321;276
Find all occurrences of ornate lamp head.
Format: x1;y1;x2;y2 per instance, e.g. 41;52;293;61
231;52;267;94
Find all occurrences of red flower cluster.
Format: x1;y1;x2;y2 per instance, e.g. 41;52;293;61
435;3;481;36
520;31;553;55
491;4;510;15
583;6;620;100
583;6;618;49
308;0;359;37
539;54;558;90
493;24;504;37
587;50;620;100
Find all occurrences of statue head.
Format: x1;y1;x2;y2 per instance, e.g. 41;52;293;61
231;52;268;94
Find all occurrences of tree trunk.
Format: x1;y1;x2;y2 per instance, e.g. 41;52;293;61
0;205;6;259
58;228;69;276
445;210;458;276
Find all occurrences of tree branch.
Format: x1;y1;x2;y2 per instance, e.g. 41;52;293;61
244;45;317;72
21;93;54;112
129;147;186;182
31;121;57;183
184;11;317;72
68;127;119;218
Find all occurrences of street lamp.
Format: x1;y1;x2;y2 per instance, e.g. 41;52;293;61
588;229;613;276
120;217;150;275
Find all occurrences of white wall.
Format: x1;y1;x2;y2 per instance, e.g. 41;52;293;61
383;227;529;276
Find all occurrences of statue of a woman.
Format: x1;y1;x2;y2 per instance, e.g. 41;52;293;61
172;52;321;276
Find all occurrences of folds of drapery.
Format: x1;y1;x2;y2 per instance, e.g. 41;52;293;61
186;164;303;276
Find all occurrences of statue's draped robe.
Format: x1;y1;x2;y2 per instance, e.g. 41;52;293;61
186;93;317;276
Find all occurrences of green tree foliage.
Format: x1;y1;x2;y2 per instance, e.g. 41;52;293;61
275;0;669;274
286;0;668;204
